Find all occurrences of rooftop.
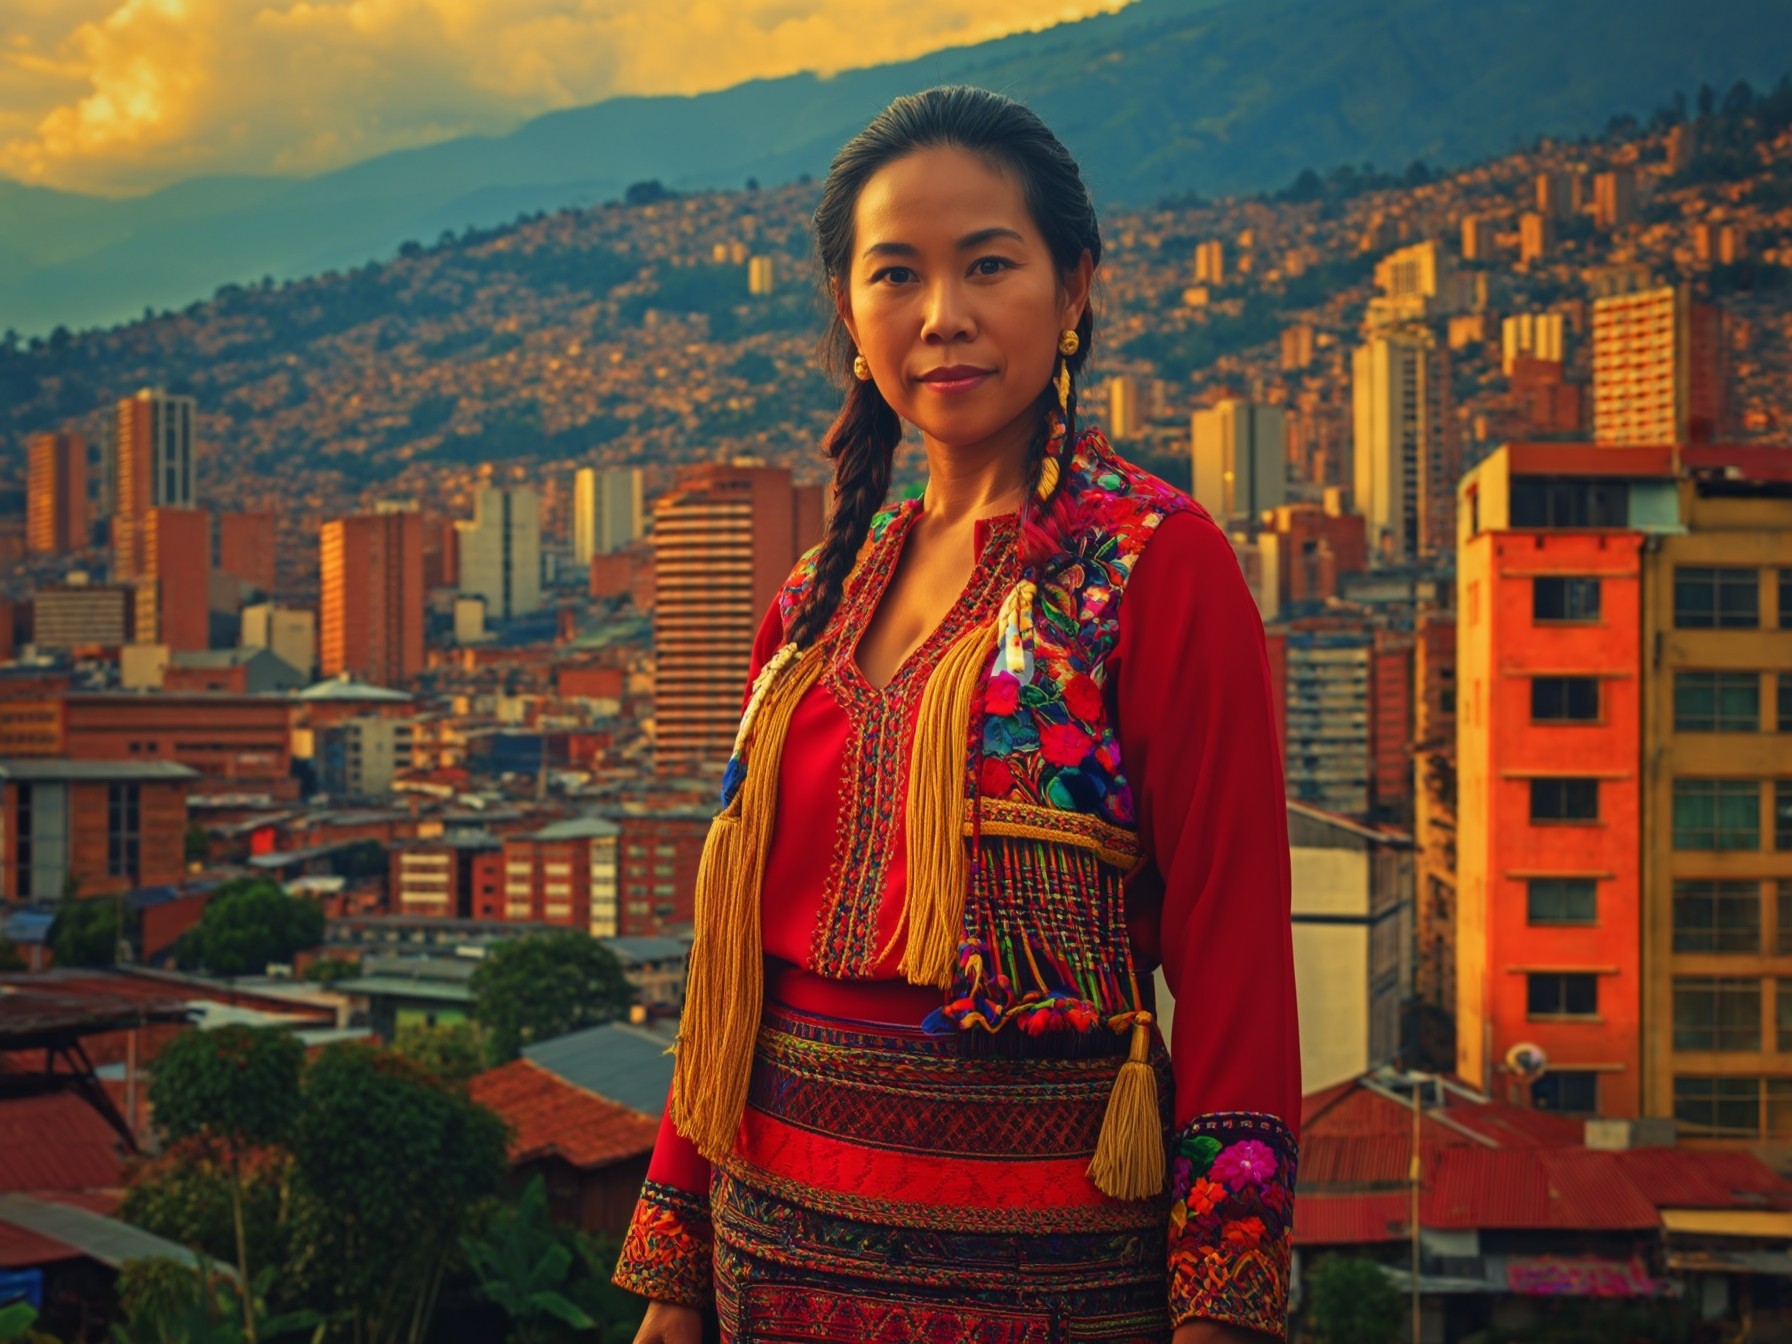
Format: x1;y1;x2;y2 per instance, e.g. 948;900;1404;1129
295;674;413;703
0;760;198;783
468;1058;657;1171
521;1018;678;1118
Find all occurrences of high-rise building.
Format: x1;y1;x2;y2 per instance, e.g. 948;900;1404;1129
457;486;542;622
1271;621;1413;819
1191;399;1287;526
217;510;277;596
1368;240;1480;326
1281;324;1316;373
320;512;424;688
1535;169;1582;222
134;507;211;652
34;583;132;651
1592;168;1637;229
1501;312;1566;376
112;388;196;580
1518;212;1553;266
1352;327;1457;564
1459;214;1497;262
1194;240;1225;285
1592;284;1726;444
747;256;775;296
572;467;644;566
653;462;824;769
1107;376;1141;440
27;432;88;556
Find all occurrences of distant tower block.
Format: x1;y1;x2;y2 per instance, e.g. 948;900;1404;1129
1107;376;1141;439
1592;168;1637;230
747;256;775;295
1518;212;1554;266
1501;312;1565;376
1194;240;1225;286
1281;325;1316;373
1460;214;1497;262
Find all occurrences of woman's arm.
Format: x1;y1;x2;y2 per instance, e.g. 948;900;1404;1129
1111;509;1301;1342
612;597;791;1309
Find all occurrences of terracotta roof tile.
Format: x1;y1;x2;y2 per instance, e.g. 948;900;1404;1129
469;1059;657;1171
0;1092;129;1194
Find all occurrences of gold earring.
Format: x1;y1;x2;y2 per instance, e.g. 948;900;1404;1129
1054;355;1073;418
852;353;871;381
1057;328;1080;357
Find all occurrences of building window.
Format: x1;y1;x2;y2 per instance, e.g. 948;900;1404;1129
107;782;141;883
1527;973;1597;1018
1675;672;1760;732
1510;478;1628;529
1672;779;1760;851
1531;1071;1598;1114
1527;878;1597;925
1781;569;1792;630
1531;677;1600;723
1672;881;1761;953
1673;977;1762;1051
1530;778;1598;823
1533;576;1601;624
1675;567;1759;629
1778;985;1792;1053
1674;1075;1762;1137
1780;675;1792;732
1778;782;1792;851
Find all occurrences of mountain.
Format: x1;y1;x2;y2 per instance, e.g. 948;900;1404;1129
2;0;1783;336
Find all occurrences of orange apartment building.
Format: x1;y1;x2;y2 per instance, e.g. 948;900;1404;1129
1458;444;1651;1118
27;432;87;556
134;506;211;652
218;510;277;596
0;759;196;901
1457;442;1792;1139
320;512;425;689
112;388;196;580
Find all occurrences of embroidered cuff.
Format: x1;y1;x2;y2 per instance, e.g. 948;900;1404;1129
1166;1111;1298;1339
611;1179;714;1310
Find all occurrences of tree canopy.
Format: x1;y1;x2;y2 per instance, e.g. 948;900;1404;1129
173;880;325;977
469;931;634;1063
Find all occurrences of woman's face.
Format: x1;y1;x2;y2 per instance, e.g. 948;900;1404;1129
840;145;1091;457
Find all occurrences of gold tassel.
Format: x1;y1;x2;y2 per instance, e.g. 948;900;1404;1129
667;644;826;1163
872;619;998;988
1086;1013;1167;1201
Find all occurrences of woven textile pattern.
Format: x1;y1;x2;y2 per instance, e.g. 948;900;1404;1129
1166;1112;1298;1335
611;1178;714;1310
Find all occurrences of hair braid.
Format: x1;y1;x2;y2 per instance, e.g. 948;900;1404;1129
786;377;901;648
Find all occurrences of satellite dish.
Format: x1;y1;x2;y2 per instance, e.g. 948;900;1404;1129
1505;1042;1548;1079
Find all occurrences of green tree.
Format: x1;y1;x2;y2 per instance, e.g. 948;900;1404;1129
0;939;26;972
148;1027;305;1343
174;880;324;977
49;896;121;967
300;956;360;985
287;1042;508;1344
459;1175;594;1343
393;1020;488;1087
470;931;634;1063
110;1255;324;1344
185;824;211;866
1306;1255;1401;1344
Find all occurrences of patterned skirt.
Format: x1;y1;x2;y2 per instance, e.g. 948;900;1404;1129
709;1000;1177;1343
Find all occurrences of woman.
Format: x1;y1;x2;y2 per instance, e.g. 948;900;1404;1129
613;86;1299;1344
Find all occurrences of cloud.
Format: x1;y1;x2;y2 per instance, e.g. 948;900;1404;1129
0;0;1130;196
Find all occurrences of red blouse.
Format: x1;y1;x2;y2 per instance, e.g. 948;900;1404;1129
632;500;1300;1331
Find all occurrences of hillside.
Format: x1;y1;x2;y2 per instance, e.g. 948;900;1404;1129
2;0;1786;335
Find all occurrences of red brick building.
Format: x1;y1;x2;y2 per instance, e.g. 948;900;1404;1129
63;693;295;800
615;809;710;937
135;507;211;653
0;760;196;901
217;510;277;596
481;819;619;935
389;831;503;919
26;432;87;556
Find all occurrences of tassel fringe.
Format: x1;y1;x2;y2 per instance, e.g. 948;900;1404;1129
668;644;826;1164
874;620;998;988
1086;1013;1167;1201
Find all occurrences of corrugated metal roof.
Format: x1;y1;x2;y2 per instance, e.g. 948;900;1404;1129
0;1194;231;1275
0;1219;80;1269
0;760;198;782
0;1092;128;1194
1296;1193;1411;1246
522;1020;677;1118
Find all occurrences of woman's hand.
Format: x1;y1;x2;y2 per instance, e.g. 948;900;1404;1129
632;1300;704;1344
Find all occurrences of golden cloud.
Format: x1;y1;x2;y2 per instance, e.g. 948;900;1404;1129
0;0;1131;196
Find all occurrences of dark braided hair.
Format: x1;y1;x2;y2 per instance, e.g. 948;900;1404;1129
787;85;1103;650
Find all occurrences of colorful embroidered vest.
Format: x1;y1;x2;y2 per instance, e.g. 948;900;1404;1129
670;421;1197;1200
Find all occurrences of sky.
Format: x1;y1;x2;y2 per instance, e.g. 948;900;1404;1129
0;0;1132;197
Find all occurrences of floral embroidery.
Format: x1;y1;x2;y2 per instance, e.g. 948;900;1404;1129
1167;1112;1297;1339
611;1179;714;1310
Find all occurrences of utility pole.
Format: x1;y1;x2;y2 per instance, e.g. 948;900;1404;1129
1410;1073;1424;1344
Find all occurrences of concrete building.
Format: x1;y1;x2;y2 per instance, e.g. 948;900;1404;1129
1272;624;1412;821
241;603;316;680
0;759;196;901
1107;376;1142;440
317;715;413;800
163;648;305;694
320;512;424;689
1250;499;1368;618
747;255;775;296
572;467;644;567
652;462;824;770
1191;398;1286;526
1592;168;1638;229
217;510;276;597
27;432;87;556
1502;312;1566;376
111;388;195;581
1289;803;1413;1092
133;507;210;653
1518;212;1554;266
1194;239;1224;285
1459;213;1497;262
1352;326;1457;564
1592;285;1726;445
1368;240;1480;326
484;818;621;936
388;831;503;920
458;485;542;622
